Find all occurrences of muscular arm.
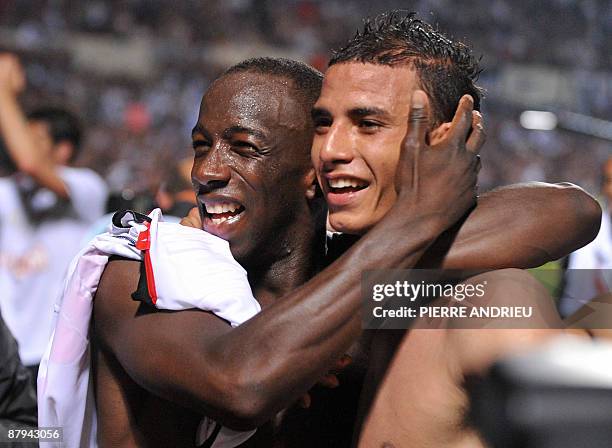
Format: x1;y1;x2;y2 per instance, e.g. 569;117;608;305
94;92;480;430
0;54;68;197
419;182;602;270
96;207;440;429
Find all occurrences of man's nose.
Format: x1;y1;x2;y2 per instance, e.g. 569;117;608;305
192;145;231;191
317;123;354;168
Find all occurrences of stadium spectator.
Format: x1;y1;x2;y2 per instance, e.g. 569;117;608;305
154;157;197;219
0;1;607;203
0;54;107;378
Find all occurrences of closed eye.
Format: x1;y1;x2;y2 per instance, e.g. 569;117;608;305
313;117;332;134
232;140;257;150
358;120;383;133
231;140;266;157
312;107;332;134
192;139;211;156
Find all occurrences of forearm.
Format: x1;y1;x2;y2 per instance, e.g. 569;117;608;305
211;208;445;424
420;182;602;270
0;92;68;197
0;92;39;172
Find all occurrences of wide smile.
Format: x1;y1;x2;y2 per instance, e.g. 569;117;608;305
199;197;246;239
325;176;370;208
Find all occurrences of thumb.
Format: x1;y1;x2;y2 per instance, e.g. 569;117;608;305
403;90;430;149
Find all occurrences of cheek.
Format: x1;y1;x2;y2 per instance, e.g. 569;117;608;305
311;136;324;170
367;137;402;187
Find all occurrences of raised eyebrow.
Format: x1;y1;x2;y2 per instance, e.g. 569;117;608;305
223;125;266;141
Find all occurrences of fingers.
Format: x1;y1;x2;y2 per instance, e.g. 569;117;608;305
318;373;340;388
428;122;452;146
179;207;202;228
403;90;430;150
299;356;348;408
446;95;474;146
466;111;486;154
332;353;352;371
298;393;311;409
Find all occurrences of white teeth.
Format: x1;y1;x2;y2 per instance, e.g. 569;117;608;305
205;202;241;215
211;216;228;225
328;178;367;189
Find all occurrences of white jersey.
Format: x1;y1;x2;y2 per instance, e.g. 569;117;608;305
0;167;107;365
38;209;260;448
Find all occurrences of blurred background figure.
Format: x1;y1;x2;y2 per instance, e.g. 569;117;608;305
560;156;612;316
0;309;37;448
154;156;197;219
0;0;608;204
0;0;608;385
0;53;107;380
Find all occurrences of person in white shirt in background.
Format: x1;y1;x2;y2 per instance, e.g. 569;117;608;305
0;53;108;381
561;157;612;317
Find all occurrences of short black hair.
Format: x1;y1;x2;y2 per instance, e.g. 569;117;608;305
27;106;82;161
223;57;323;109
330;11;483;125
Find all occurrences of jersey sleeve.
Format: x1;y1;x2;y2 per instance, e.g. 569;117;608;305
59;167;108;223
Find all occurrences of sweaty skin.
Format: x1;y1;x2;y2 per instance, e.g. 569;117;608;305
311;63;599;263
93;70;482;447
358;270;564;448
310;62;601;447
93;66;600;447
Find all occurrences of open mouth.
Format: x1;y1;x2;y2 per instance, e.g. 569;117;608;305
203;201;245;225
327;177;369;194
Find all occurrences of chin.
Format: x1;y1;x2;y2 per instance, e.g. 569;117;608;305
226;240;247;264
329;213;370;236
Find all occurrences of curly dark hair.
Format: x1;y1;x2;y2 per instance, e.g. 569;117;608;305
330;11;484;125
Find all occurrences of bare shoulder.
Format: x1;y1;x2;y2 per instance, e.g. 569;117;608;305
445;269;563;374
93;257;143;349
94;256;232;348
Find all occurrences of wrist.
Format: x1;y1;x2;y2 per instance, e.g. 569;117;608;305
383;204;447;240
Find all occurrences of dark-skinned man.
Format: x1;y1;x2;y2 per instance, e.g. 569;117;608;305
91;53;598;448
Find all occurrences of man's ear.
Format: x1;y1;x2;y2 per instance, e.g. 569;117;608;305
53;141;74;165
428;122;452;146
304;168;318;200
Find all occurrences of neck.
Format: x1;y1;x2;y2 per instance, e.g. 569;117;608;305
247;216;326;308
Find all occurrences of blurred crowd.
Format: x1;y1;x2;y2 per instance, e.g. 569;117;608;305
0;0;609;206
0;2;609;441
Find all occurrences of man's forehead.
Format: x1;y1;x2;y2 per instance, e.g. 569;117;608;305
317;62;418;111
200;73;308;131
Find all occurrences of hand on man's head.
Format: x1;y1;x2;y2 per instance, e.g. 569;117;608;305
393;91;482;231
429;110;486;153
